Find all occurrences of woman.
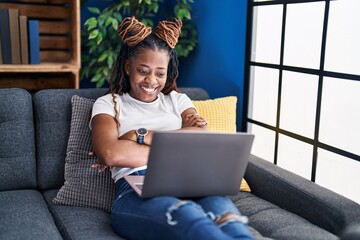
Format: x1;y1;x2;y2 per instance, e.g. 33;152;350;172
91;16;252;240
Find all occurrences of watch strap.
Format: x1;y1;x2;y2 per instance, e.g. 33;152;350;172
137;135;145;144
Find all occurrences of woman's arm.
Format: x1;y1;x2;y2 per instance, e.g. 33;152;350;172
91;114;150;168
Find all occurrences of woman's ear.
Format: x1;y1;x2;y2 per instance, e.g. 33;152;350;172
124;59;130;75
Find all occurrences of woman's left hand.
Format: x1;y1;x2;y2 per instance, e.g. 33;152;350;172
89;152;114;173
183;113;208;129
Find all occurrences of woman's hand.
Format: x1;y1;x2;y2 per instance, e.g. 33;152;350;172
89;151;114;173
183;113;208;129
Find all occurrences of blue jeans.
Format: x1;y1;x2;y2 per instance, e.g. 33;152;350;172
111;172;253;240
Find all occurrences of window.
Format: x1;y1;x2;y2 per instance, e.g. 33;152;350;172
245;0;360;203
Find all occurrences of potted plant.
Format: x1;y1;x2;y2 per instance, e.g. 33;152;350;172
81;0;197;87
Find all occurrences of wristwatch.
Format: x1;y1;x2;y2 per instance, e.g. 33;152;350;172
136;128;148;144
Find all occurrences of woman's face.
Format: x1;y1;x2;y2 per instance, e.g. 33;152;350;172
125;48;169;103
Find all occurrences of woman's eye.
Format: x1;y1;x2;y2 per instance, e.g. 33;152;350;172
156;72;165;77
138;69;148;74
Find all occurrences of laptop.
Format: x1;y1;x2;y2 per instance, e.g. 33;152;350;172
124;131;254;198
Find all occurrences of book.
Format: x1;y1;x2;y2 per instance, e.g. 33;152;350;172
19;15;29;64
28;19;40;64
8;8;21;64
0;8;12;64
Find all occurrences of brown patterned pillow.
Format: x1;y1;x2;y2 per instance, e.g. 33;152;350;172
53;95;115;212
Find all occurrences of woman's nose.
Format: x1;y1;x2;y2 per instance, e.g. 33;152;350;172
145;75;156;83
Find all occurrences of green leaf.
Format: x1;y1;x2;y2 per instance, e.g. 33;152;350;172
102;68;108;76
96;31;103;45
150;3;159;13
184;10;191;19
105;17;113;28
91;73;102;82
98;15;106;26
89;29;99;39
113;12;122;22
87;23;97;31
96;78;105;88
141;18;153;27
112;18;119;30
84;17;97;27
87;7;100;15
85;17;98;31
176;8;191;20
98;53;108;62
107;54;114;68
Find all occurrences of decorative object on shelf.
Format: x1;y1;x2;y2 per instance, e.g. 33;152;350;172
19;15;29;64
0;8;12;64
81;0;197;88
8;8;21;64
28;19;40;64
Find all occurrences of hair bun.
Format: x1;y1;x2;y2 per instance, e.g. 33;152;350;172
117;17;152;46
155;19;182;49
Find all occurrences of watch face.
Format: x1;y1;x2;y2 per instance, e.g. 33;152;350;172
137;128;148;136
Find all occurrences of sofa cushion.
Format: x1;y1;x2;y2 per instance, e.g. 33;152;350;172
53;95;115;212
0;88;37;191
44;189;123;240
230;191;338;240
0;189;62;239
34;89;108;190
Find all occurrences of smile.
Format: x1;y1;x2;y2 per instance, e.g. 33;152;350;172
141;85;158;94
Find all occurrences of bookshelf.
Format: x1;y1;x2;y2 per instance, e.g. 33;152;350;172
0;0;80;91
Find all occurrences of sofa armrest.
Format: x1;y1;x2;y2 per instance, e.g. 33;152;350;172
244;155;360;236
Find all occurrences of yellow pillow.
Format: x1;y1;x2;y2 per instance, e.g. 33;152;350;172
192;96;237;133
191;96;251;192
240;179;251;192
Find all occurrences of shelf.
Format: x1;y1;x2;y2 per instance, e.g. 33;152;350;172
0;63;79;73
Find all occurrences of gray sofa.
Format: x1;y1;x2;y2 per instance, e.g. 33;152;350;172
1;87;360;240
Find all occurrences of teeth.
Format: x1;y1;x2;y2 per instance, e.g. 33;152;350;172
141;86;156;93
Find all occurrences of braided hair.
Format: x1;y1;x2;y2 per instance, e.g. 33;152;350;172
107;17;182;131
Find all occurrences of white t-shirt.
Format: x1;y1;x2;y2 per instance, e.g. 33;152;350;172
90;90;195;182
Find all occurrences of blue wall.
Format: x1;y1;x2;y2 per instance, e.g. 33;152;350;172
80;0;248;130
178;0;248;130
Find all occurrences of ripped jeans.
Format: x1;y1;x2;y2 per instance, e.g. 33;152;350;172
111;172;253;240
